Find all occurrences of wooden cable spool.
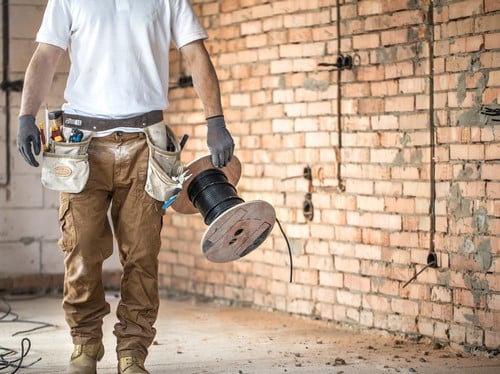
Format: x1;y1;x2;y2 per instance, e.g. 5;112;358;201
171;155;276;263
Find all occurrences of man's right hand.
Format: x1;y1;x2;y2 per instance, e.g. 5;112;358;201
17;114;41;167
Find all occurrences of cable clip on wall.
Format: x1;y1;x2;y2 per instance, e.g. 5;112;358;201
170;155;294;282
318;54;354;70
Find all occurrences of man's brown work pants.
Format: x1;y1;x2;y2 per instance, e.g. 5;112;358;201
58;131;163;361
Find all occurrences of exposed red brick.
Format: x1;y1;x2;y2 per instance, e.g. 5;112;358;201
122;0;500;354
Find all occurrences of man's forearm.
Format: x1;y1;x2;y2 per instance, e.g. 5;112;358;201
19;43;63;117
180;41;223;118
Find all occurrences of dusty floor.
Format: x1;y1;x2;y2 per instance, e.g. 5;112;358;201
0;293;499;374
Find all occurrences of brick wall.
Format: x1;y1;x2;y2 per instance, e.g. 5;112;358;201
162;0;499;352
0;0;497;352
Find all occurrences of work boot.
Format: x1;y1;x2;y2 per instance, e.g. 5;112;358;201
118;357;149;374
67;342;104;374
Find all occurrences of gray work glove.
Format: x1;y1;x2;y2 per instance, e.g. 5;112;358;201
206;115;234;168
17;114;41;167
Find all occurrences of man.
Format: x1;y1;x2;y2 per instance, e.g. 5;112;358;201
17;1;234;373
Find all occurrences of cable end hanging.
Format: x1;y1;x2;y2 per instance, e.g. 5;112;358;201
275;218;293;283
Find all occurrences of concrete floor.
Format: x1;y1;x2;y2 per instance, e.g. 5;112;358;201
1;294;499;374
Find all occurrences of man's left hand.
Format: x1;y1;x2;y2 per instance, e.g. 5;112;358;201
206;115;234;168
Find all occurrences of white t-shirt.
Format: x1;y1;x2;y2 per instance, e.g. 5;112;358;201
36;0;208;119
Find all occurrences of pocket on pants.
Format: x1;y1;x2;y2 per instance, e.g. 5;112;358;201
58;198;75;252
144;123;184;201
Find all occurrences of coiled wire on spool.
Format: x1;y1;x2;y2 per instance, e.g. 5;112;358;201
171;155;293;282
188;169;244;225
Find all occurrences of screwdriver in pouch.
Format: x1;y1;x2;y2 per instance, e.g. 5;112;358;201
69;128;83;143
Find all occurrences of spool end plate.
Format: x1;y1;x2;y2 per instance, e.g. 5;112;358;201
201;200;276;263
171;155;242;214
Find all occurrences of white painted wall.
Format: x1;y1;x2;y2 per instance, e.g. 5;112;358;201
0;1;120;278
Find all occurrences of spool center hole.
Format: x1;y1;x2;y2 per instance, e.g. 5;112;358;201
229;228;244;245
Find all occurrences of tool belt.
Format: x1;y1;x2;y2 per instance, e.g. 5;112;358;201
143;122;187;202
62;110;164;131
42;110;186;200
41;126;93;194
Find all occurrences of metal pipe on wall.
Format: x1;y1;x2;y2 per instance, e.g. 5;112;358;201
427;0;437;267
335;0;345;192
0;0;23;188
0;0;10;187
403;1;439;287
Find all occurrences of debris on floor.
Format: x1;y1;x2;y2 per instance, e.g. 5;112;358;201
0;294;499;373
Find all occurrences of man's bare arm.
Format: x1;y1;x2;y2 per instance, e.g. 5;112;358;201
180;40;223;118
179;40;233;167
17;43;63;166
20;43;64;117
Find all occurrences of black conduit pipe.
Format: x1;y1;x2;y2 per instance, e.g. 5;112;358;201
402;2;438;288
427;2;437;267
335;0;345;192
0;0;10;187
1;0;23;187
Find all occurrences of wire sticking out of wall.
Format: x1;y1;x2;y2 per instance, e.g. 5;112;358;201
0;296;54;372
402;259;437;288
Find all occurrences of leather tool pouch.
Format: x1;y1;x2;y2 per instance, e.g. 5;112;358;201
144;122;184;202
41;128;93;193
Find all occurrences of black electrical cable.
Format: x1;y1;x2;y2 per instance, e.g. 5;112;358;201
276;218;293;283
187;168;244;225
0;296;53;372
0;297;54;335
187;168;294;282
0;338;40;373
